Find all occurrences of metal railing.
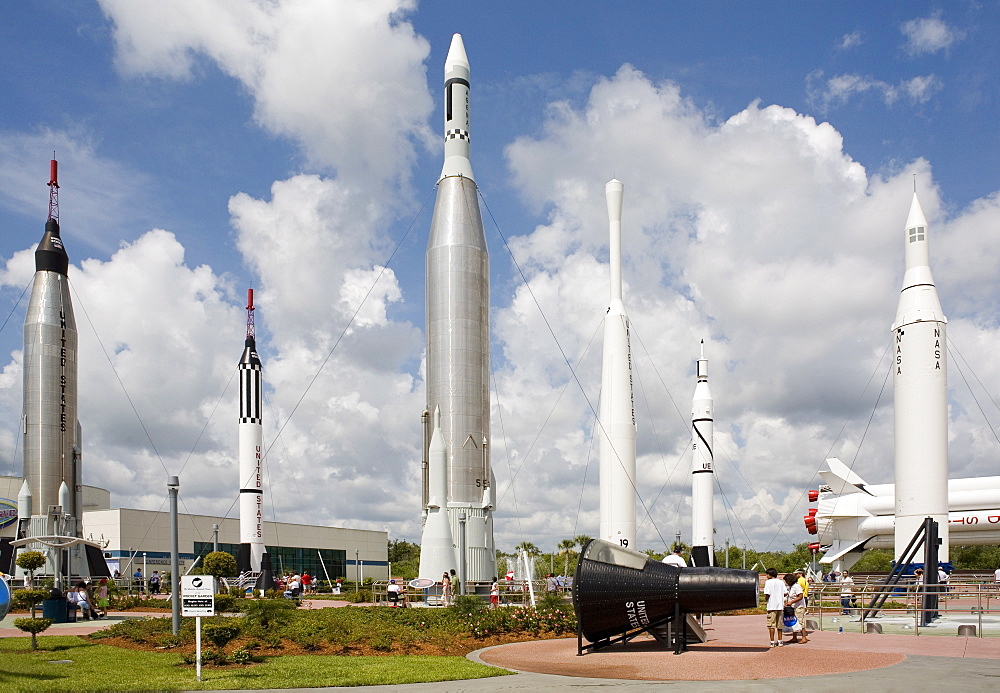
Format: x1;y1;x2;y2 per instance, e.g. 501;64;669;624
807;578;1000;637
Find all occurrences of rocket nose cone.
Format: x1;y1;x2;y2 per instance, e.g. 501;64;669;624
905;192;927;230
35;219;69;275
445;33;470;73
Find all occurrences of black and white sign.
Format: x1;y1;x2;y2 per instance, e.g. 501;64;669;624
181;575;215;617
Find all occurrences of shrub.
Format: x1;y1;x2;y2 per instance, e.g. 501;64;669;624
451;594;485;612
15;550;46;574
241;598;297;630
202;621;241;647
12;588;50;611
341;589;373;603
213;594;239;613
14;617;52;649
231;646;258;664
228;586;246;598
285;620;325;650
202;552;238;583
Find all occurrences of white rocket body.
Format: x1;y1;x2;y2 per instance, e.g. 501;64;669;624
892;192;949;560
690;344;715;566
598;179;637;549
420;34;496;582
418;407;457;579
815;458;1000;569
18;480;32;519
238;335;265;572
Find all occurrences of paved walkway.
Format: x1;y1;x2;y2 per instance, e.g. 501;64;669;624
4;609;998;691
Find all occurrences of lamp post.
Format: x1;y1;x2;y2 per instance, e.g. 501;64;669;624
355;549;360;590
168;475;180;635
725;539;730;568
212;524;219;553
458;513;467;595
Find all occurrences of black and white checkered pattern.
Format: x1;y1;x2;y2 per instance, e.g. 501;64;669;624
446;129;470;142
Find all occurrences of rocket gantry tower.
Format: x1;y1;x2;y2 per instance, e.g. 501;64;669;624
419;34;496;583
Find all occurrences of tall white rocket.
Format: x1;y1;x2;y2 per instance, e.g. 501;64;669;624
420;34;496;582
690;341;715;566
892;191;949;560
598;179;637;549
238;288;265;573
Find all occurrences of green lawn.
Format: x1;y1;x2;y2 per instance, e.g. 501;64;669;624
0;636;510;691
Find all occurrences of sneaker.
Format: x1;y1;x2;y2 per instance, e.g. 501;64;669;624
776;641;784;647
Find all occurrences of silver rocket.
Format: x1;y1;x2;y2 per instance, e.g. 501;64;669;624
238;288;266;574
420;33;495;583
598;179;637;549
690;341;715;566
23;159;81;522
892;191;949;560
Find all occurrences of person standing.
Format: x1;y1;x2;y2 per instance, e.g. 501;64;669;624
302;573;312;594
545;573;558;593
133;569;144;595
662;547;687;568
784;573;808;643
763;568;786;647
149;571;161;595
449;568;460;597
839;570;855;614
441;572;452;607
490;577;500;607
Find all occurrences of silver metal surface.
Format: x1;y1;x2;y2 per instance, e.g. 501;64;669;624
426;175;490;506
23;270;79;519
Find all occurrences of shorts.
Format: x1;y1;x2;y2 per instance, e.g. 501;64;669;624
490;594;499;604
766;610;781;629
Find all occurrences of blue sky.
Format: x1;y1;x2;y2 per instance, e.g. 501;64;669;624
2;1;999;554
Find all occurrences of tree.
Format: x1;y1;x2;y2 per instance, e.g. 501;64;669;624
203;551;238;587
573;535;593;550
557;539;576;575
16;551;47;616
387;539;420;563
14;550;52;648
14;617;52;650
515;541;540;556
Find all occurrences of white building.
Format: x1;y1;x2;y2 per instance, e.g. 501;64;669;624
1;475;387;582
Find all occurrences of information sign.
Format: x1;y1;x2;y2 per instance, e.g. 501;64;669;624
181;575;215;617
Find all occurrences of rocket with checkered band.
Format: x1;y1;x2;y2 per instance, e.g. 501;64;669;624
238;288;266;575
419;34;496;583
892;191;949;561
690;341;715;566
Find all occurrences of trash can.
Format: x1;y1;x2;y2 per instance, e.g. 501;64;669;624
41;597;69;623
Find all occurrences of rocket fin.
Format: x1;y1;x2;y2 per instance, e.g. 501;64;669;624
819;457;873;496
818;538;871;564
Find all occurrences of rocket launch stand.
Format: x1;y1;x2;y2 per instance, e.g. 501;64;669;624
862;517;942;626
11;507;100;591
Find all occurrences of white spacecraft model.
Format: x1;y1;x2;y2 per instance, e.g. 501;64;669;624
810;191;1000;569
598;179;638;549
690;342;715;566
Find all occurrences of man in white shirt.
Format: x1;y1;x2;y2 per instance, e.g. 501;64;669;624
662;547;687;568
839;570;855;614
763;568;786;647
